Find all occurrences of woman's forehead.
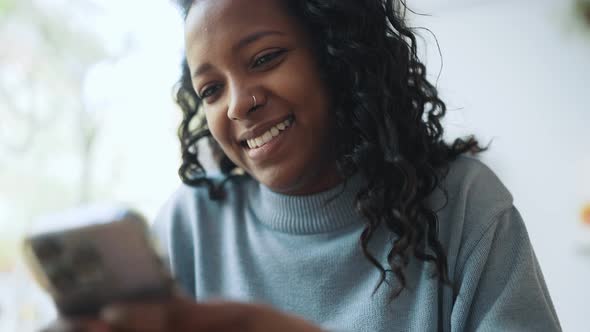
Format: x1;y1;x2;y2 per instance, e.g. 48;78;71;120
185;0;291;32
184;0;299;61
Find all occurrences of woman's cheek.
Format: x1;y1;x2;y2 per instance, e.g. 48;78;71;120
206;112;247;169
205;109;227;142
274;55;328;118
270;63;310;102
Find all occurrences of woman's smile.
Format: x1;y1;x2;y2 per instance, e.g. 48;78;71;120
241;115;295;161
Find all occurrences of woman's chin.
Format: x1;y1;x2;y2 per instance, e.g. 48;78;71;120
254;169;341;196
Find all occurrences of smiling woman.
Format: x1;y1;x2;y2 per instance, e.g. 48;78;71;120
43;0;562;331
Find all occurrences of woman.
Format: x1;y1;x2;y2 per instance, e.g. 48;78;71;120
46;0;561;331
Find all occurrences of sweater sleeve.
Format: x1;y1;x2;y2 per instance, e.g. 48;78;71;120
450;206;561;332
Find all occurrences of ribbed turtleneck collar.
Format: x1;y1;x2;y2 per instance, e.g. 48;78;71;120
247;174;366;235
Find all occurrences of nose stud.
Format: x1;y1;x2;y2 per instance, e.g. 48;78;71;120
252;95;257;109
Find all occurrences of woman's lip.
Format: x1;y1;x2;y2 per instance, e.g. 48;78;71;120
237;114;293;143
245;119;293;161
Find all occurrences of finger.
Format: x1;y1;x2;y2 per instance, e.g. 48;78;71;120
100;302;170;331
41;318;111;332
101;299;251;331
101;299;259;331
180;301;254;330
190;302;322;332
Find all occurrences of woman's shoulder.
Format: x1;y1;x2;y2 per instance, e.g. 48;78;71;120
441;154;513;210
151;174;255;233
432;155;515;247
159;173;254;215
150;174;255;271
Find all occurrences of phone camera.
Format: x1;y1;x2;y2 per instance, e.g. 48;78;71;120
71;245;105;286
32;236;63;264
33;237;106;293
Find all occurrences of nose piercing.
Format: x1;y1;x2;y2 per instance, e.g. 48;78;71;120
252;95;257;108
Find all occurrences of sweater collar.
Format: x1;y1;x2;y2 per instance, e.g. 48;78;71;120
247;174;365;235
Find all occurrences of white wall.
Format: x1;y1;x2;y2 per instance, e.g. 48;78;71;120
411;0;590;330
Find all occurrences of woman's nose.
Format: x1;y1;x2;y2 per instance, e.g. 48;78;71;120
227;89;261;121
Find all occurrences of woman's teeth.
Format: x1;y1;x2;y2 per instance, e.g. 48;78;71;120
246;118;293;149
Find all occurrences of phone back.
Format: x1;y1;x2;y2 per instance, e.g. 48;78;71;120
24;208;174;316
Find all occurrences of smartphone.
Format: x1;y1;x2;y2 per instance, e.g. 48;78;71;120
23;208;175;316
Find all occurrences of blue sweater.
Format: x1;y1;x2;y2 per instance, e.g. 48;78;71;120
152;157;561;331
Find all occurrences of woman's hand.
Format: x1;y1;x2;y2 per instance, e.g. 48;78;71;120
42;297;323;332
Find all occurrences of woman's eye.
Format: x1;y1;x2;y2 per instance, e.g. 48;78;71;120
199;84;222;100
252;50;286;68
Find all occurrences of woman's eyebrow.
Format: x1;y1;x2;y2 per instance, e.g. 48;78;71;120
192;63;213;80
232;30;285;53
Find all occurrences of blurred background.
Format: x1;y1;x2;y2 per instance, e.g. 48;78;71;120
0;0;588;330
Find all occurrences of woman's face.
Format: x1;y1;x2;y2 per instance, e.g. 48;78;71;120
185;0;341;195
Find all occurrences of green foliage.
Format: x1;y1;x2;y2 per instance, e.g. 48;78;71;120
0;0;110;219
576;0;590;26
0;0;16;16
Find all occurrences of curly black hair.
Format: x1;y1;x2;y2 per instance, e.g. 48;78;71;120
173;0;485;301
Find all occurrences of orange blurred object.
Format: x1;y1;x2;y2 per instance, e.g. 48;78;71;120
582;203;590;225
